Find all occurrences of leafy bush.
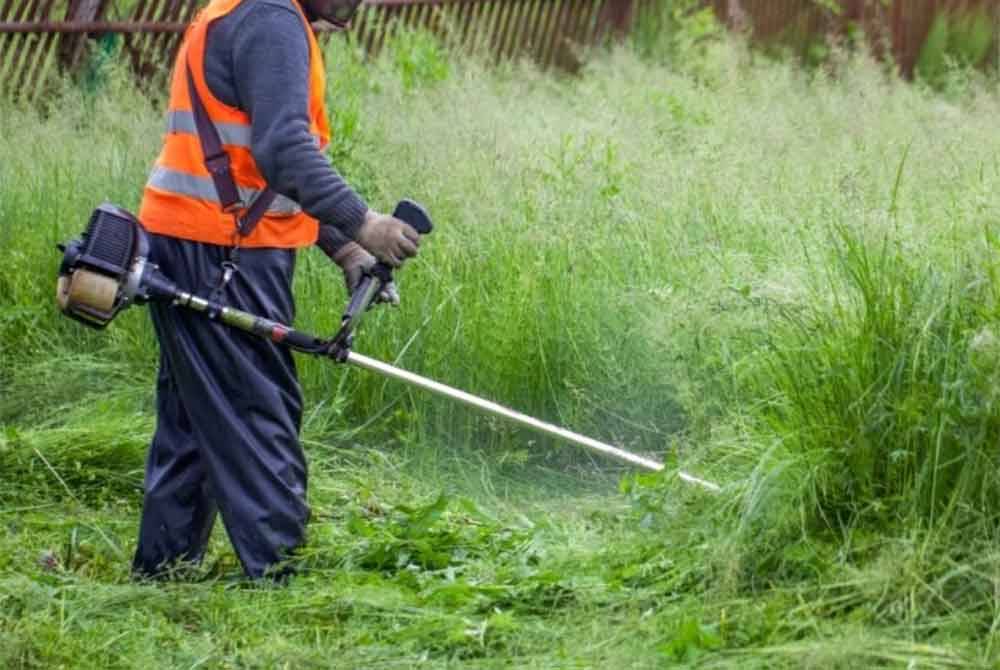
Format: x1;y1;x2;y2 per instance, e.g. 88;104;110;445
631;0;723;67
917;9;996;91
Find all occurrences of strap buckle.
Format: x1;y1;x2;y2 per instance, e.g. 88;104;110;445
204;152;244;213
204;151;231;176
206;257;240;318
219;260;238;287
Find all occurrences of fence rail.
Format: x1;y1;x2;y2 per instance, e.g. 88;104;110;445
2;0;999;101
0;21;188;33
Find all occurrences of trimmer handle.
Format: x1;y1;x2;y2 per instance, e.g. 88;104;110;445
364;198;434;289
332;199;433;360
346;198;433;312
393;198;433;235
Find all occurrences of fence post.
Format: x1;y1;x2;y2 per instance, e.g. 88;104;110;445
59;0;107;71
597;0;637;39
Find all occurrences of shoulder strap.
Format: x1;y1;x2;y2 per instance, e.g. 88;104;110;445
185;64;276;239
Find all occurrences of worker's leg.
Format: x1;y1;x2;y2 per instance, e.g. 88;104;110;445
135;234;309;580
132;350;217;577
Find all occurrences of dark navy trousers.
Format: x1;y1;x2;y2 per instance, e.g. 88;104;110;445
133;233;309;580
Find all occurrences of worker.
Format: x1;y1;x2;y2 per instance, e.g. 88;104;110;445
132;0;418;580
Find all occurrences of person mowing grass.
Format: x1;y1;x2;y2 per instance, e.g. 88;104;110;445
133;0;420;580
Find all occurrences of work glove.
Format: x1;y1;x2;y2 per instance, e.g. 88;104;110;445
331;242;400;306
355;209;420;268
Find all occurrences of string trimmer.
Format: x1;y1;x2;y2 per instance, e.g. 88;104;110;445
56;201;719;492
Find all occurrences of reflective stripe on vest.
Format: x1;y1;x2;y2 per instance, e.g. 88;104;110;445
165;110;252;147
164;110;321;149
147;165;302;216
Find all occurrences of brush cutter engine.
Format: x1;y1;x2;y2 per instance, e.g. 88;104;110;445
56;203;157;328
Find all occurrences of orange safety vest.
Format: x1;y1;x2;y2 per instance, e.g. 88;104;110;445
139;0;330;248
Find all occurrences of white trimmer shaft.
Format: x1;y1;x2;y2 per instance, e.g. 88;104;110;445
346;352;721;493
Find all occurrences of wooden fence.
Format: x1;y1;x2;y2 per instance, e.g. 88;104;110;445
709;0;1000;77
1;0;999;101
0;0;635;100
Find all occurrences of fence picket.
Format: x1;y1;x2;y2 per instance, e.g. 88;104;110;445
458;0;479;53
580;0;602;51
538;0;563;67
505;0;528;60
530;0;557;62
512;0;536;60
361;4;383;55
148;0;186;81
5;0;43;99
14;0;52;97
21;0;60;102
476;0;501;56
455;0;476;52
546;0;576;68
517;0;542;60
567;0;595;55
489;0;510;60
471;0;496;56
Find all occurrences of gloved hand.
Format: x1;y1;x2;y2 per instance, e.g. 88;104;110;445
355;209;420;268
331;241;400;306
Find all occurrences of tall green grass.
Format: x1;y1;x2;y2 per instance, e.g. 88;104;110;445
3;26;1000;667
744;225;1000;525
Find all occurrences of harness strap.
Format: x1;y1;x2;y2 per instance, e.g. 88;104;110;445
185;64;275;239
238;188;277;237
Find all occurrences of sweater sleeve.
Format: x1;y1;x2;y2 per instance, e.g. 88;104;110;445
229;4;367;240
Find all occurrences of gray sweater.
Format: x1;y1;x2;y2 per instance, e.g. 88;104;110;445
204;0;363;253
